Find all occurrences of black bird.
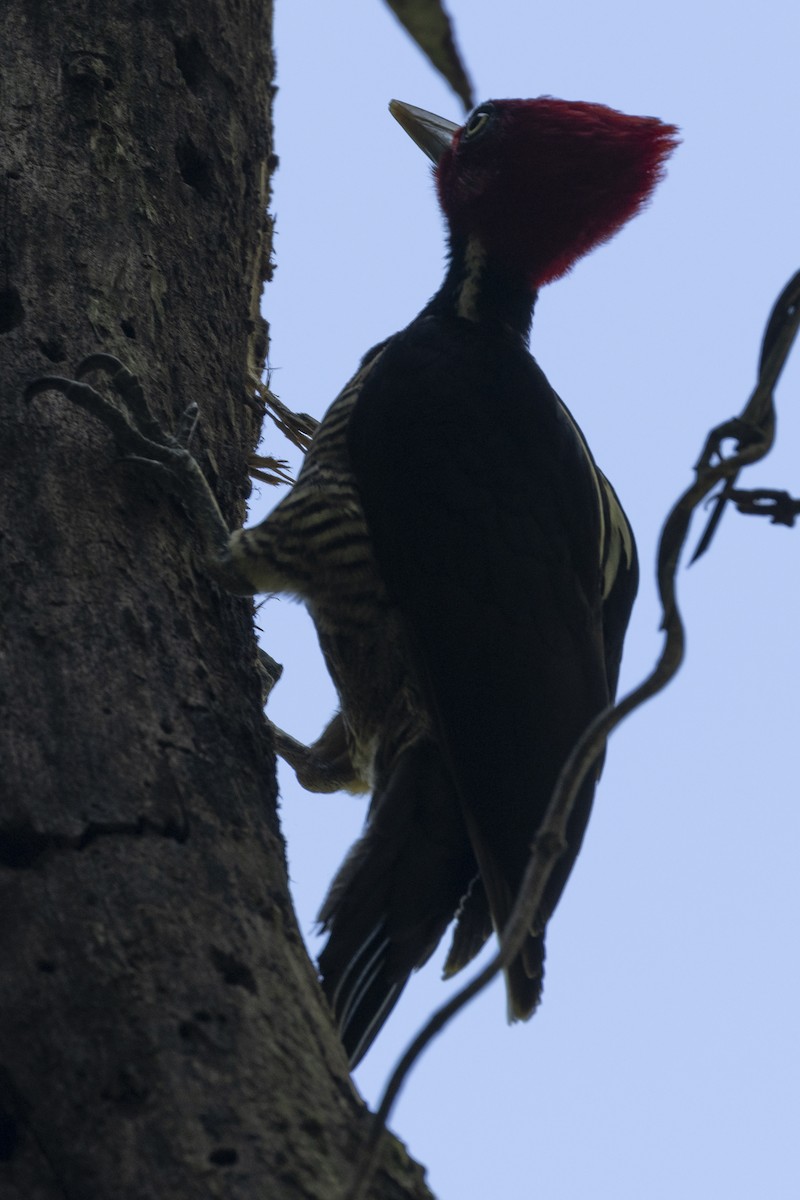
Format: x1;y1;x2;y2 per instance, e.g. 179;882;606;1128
231;97;677;1066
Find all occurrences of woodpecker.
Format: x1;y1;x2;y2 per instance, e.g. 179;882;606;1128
221;97;678;1067
28;97;676;1068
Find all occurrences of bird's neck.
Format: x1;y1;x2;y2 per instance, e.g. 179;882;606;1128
425;234;538;338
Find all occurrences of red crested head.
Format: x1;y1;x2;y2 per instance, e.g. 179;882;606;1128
431;98;679;288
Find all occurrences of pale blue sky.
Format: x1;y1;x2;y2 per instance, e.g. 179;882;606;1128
256;3;800;1195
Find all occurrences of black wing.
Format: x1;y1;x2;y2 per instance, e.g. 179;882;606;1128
347;313;637;1017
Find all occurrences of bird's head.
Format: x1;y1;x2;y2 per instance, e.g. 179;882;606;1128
391;98;679;289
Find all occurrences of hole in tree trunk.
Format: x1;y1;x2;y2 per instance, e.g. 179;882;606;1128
0;287;24;333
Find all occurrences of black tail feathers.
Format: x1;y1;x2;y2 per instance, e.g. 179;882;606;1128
319;920;402;1067
317;737;555;1064
317;738;477;1067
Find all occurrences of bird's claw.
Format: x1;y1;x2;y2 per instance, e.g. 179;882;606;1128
268;711;369;795
26;353;196;469
26;355;251;590
76;354;160;436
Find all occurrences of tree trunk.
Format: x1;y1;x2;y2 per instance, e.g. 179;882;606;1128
0;3;431;1196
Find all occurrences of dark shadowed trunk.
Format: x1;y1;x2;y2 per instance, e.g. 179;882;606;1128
0;2;431;1196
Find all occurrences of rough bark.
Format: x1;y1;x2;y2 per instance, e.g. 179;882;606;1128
0;2;431;1197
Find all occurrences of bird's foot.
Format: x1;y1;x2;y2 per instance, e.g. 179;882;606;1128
26;353;253;594
270;710;368;795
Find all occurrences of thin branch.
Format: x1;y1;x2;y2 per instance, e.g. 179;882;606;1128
690;268;800;561
345;265;800;1200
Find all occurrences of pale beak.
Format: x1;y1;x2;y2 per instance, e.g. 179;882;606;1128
389;100;460;164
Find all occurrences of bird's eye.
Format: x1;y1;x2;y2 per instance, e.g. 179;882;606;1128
462;106;493;141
